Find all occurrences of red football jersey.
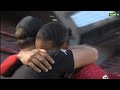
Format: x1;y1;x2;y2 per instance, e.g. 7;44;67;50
72;63;109;79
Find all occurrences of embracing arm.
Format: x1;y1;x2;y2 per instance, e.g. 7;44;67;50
0;49;55;77
70;45;98;69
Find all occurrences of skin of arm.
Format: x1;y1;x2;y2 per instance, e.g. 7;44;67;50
69;45;98;69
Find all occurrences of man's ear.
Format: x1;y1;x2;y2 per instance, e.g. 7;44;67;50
62;43;69;49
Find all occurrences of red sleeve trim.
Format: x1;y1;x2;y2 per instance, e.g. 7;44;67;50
0;54;18;76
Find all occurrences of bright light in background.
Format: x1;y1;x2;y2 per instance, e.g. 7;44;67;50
70;11;113;27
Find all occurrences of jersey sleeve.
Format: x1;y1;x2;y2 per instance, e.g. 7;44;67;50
51;50;74;73
0;54;21;76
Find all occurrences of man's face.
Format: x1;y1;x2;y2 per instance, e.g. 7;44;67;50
35;39;54;51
